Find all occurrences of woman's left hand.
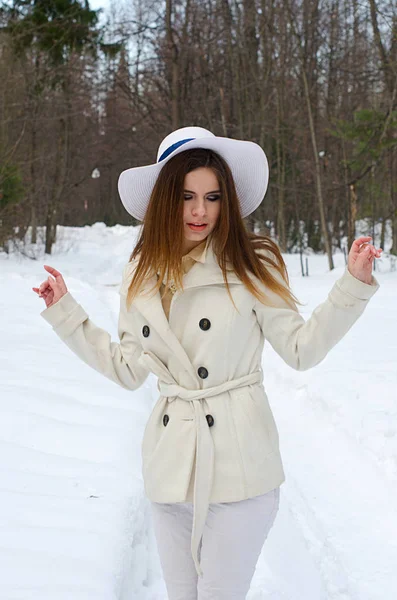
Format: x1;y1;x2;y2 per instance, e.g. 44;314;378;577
348;236;382;285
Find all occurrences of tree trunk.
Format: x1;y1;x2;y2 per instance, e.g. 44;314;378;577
165;0;180;129
29;55;40;245
302;68;334;269
390;148;397;255
45;70;71;254
369;0;396;97
349;184;357;251
276;88;286;251
30;109;38;245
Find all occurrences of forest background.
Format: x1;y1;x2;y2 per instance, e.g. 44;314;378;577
0;0;396;270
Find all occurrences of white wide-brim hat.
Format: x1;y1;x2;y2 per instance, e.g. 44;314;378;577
118;126;269;221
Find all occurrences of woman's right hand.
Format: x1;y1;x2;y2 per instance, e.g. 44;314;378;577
32;265;68;308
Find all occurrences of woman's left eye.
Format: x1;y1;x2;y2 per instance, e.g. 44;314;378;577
183;195;220;201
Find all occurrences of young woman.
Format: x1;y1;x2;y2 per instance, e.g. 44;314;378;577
33;126;382;600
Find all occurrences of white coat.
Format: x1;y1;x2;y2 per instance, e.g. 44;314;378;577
40;237;380;577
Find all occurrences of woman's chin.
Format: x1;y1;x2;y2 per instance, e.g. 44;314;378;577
183;228;211;251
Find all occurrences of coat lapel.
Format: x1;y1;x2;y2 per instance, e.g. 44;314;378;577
132;239;244;386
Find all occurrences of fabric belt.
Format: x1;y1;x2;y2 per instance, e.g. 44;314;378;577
138;350;263;578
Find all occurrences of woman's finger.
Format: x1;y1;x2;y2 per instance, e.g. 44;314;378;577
44;265;62;279
39;280;50;292
365;245;381;256
39;279;55;294
47;277;61;297
352;237;371;251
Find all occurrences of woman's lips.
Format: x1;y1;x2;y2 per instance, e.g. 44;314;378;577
187;223;207;231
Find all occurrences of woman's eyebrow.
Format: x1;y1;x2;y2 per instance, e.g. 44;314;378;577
184;189;221;193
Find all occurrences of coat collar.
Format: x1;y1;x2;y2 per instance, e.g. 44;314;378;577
131;236;244;386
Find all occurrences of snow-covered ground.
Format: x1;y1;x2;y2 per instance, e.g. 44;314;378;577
0;222;396;600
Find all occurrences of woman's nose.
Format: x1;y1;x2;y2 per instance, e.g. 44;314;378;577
192;202;206;215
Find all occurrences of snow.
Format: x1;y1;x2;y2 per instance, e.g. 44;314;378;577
0;222;396;599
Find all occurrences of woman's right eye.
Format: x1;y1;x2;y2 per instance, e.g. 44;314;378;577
183;195;220;201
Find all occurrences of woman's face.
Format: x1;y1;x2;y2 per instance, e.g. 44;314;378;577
182;167;221;253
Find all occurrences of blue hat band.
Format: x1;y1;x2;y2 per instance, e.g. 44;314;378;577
158;138;195;162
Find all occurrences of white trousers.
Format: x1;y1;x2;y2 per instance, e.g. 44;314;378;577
150;486;280;600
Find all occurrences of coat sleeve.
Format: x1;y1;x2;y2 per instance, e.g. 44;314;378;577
40;263;150;390
252;257;380;372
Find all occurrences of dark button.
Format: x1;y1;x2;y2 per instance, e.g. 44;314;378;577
142;325;150;337
199;318;211;331
198;366;208;379
206;414;214;427
163;414;169;426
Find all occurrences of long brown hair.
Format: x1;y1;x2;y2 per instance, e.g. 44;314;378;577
125;147;303;311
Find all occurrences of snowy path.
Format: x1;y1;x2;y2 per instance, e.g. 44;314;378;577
0;226;166;599
1;223;396;599
249;266;397;600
